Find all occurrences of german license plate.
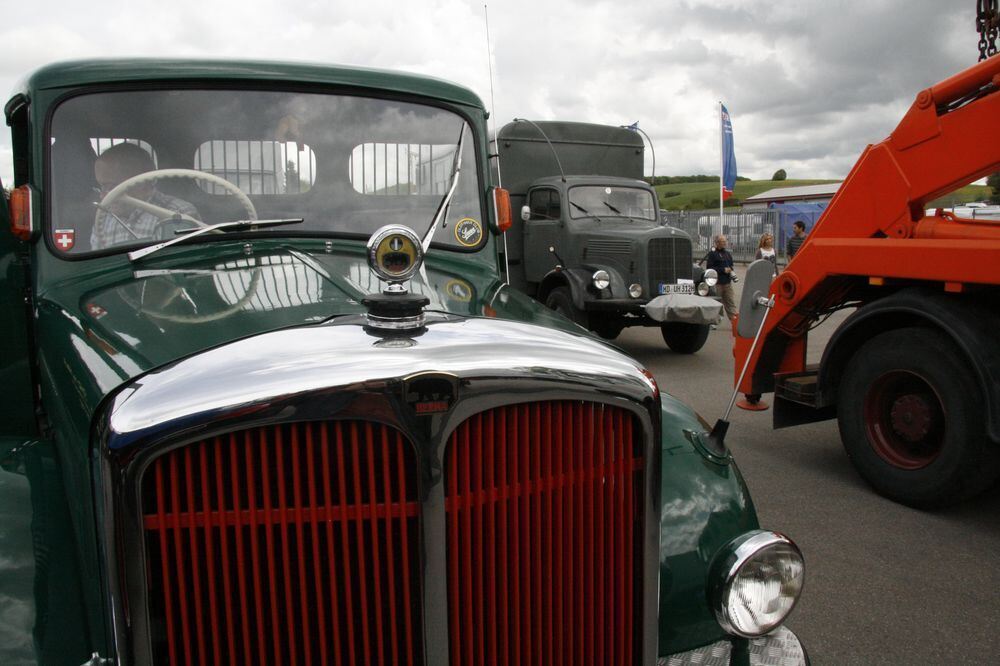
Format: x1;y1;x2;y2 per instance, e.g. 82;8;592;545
659;281;694;295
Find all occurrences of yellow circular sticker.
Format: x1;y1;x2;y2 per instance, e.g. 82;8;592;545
444;279;473;302
454;217;483;247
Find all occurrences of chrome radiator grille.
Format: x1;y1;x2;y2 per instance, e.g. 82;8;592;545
445;401;645;665
141;421;423;665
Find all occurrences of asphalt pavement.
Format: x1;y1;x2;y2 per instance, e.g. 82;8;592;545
611;268;1000;665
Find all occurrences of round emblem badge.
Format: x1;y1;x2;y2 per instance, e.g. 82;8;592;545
454;217;483;247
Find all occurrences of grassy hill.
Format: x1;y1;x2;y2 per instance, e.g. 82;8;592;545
657;179;992;211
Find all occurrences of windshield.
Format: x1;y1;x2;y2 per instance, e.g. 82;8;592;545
567;185;657;221
48;89;484;255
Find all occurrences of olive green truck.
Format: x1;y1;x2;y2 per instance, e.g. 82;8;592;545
495;120;722;353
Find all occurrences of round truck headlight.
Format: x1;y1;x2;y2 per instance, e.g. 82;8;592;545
628;283;642;298
710;531;804;638
697;281;710;296
703;268;718;287
592;270;610;290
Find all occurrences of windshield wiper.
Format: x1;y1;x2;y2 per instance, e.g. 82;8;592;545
128;218;304;262
421;124;467;252
570;201;591;215
602;200;623;215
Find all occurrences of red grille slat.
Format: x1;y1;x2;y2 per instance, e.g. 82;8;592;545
304;426;329;665
154;465;177;666
212;438;238;662
168;455;193;666
379;426;400;665
334;424;359;666
446;401;645;666
396;430;417;666
142;420;422;665
197;445;222;666
319;423;344;662
364;423;387;666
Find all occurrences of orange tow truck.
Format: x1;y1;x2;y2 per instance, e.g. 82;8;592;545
733;54;1000;508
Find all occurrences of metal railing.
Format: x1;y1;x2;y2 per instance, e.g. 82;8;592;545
661;208;783;262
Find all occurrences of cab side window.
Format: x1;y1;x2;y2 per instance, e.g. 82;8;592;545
528;188;560;220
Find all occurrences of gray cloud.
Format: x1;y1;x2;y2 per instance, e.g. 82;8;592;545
0;1;987;185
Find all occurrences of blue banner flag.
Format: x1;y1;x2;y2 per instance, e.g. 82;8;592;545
721;104;737;201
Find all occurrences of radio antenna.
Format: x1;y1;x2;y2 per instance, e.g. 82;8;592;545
484;3;502;187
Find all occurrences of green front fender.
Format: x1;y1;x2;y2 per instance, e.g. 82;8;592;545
656;395;759;656
0;437;93;665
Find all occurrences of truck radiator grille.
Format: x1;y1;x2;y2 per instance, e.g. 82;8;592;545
648;237;693;285
445;401;644;665
141;421;423;666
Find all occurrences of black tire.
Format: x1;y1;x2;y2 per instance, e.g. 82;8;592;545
660;322;710;354
837;327;1000;509
545;287;586;326
589;314;624;340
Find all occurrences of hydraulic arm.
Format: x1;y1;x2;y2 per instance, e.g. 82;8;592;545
734;55;1000;398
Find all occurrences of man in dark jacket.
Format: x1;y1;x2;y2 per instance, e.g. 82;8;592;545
786;220;807;259
705;234;737;322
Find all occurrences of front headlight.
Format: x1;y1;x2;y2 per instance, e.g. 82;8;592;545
592;270;610;290
628;283;643;298
704;268;718;287
710;531;804;638
697;282;710;296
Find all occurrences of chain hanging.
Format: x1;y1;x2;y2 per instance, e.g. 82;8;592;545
977;0;999;60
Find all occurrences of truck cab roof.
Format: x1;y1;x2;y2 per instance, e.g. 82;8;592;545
6;58;485;121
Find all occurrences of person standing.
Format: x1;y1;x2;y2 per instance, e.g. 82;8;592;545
706;234;737;322
785;220;807;260
755;232;779;277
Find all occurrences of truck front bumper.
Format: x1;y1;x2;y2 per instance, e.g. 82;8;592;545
644;293;723;325
660;626;808;666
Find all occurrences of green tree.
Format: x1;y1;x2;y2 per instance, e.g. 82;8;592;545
987;172;1000;204
772;169;787;181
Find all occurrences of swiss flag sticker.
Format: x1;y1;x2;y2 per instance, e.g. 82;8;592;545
54;229;76;251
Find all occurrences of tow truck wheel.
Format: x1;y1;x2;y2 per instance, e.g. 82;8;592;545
660;322;710;354
837;327;1000;508
545;287;586;327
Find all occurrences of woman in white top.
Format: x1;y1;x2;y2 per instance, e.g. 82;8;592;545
755;233;779;276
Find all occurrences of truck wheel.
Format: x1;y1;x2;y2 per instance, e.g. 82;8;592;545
837;327;1000;508
590;316;624;340
660;322;710;354
545;287;586;326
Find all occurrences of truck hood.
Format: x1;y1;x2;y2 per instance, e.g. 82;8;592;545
33;240;578;425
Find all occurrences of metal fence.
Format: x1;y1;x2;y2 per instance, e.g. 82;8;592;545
661;208;784;262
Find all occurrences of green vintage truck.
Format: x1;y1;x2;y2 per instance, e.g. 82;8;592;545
0;59;805;665
495;121;722;353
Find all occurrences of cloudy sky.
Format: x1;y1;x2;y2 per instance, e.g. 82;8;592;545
0;1;978;186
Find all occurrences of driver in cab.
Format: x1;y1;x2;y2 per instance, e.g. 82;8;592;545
91;142;201;249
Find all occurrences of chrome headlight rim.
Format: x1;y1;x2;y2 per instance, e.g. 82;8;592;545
703;268;719;287
697;281;710;296
592;269;611;290
628;283;642;298
709;530;804;638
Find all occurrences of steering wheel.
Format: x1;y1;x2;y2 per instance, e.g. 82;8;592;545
96;168;257;234
129;263;264;325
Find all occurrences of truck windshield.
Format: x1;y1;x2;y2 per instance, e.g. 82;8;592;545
567;185;656;221
48;89;484;255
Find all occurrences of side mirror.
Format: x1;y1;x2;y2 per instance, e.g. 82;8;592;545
736;259;776;338
520;204;531;222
